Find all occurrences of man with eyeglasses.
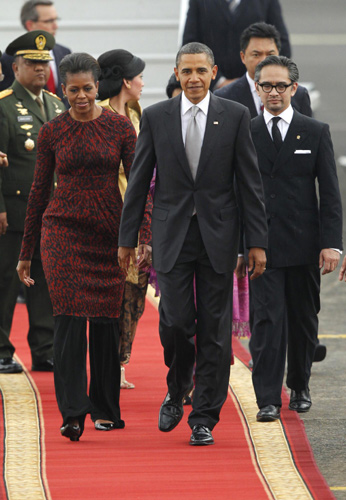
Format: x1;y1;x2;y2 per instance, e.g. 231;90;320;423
0;1;70;103
249;55;342;422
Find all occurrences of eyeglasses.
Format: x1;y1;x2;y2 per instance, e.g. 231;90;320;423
257;82;293;93
37;17;60;24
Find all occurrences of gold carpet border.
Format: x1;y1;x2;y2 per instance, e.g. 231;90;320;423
0;355;51;500
230;358;314;500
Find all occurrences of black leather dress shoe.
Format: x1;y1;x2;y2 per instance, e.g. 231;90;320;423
32;358;54;372
190;425;214;446
94;420;125;431
60;421;81;442
256;405;281;422
158;393;184;432
289;389;312;413
0;358;23;374
313;344;327;362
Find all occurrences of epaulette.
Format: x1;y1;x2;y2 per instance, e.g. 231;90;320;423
43;89;61;101
0;89;13;100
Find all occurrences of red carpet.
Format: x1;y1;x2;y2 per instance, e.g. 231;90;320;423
0;302;334;499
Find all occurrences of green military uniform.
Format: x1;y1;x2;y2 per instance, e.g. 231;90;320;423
0;31;64;367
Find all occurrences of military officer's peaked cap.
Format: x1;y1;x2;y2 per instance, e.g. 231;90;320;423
6;30;55;61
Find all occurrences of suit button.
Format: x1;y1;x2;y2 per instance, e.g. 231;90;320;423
270;193;276;199
16;190;21;195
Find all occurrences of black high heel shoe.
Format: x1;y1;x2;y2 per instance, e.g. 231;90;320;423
60;419;81;441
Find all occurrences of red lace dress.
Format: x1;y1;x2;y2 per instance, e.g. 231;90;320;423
19;108;141;318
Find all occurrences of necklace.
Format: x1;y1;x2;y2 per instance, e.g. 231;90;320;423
108;101;119;114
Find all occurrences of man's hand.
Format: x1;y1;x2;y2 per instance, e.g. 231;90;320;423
319;248;340;275
17;260;35;287
248;247;266;280
338;255;346;281
234;256;246;279
0;152;8;167
137;244;152;270
0;212;8;235
118;246;136;271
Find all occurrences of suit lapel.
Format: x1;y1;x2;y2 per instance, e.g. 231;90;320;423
164;94;194;181
252;115;277;165
272;111;309;173
195;93;224;182
12;80;44;124
239;75;258;118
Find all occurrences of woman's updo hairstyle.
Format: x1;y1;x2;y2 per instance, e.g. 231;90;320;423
59;52;101;86
97;49;145;100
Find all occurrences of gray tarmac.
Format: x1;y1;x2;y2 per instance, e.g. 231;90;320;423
242;1;346;497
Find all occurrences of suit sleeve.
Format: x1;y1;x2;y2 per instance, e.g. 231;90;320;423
316;124;343;250
267;0;291;57
119;110;157;248
182;0;200;45
298;86;313;118
0;55;15;92
233;108;268;249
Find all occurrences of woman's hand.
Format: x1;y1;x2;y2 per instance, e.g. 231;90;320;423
16;260;35;287
137;244;152;270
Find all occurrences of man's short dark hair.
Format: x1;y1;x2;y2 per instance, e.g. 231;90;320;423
240;22;281;54
21;1;54;29
59;53;101;86
176;42;214;67
254;55;299;83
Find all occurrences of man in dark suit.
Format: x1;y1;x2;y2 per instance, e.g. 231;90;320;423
215;23;312;118
182;0;290;89
118;42;268;445
0;1;70;103
0;30;65;374
249;55;342;422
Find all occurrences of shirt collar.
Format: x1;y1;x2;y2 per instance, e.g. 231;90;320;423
24;87;44;102
181;91;210;116
263;105;294;126
246;72;257;94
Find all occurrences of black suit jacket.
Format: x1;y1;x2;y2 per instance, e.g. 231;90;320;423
0;43;71;103
182;0;291;82
251;110;343;268
119;92;268;274
214;74;313;118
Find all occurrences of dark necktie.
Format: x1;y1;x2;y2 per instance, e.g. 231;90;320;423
35;96;47;121
271;117;283;151
185;106;202;180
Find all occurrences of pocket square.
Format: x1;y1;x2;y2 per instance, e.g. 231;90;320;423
294;150;311;154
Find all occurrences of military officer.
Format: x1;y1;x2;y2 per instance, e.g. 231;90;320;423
0;31;64;373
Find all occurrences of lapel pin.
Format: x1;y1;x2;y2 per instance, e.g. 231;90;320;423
297;135;301;139
213;121;219;125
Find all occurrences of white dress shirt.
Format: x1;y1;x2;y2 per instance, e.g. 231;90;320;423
246;72;263;115
181;91;209;145
263;104;293;141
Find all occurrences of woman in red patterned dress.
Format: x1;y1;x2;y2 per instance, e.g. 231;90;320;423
17;53;151;441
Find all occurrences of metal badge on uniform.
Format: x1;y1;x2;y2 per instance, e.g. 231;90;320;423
53;102;63;114
20;124;33;130
17;115;33;123
213;121;219;125
297;135;301;140
18;108;29;115
24;138;35;151
15;103;23;108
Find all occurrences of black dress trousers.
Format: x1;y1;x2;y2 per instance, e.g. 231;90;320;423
156;215;233;430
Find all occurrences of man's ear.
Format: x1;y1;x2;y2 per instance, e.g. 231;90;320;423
211;65;218;80
240;51;245;65
25;20;33;31
291;82;298;97
174;67;179;81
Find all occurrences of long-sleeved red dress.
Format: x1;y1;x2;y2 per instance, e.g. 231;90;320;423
19;108;142;318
